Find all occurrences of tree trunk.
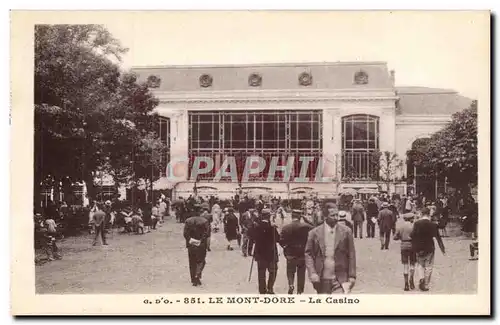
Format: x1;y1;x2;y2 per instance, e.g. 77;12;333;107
33;172;43;213
84;171;96;202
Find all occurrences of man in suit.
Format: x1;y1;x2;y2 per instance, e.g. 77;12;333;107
378;202;394;250
351;199;365;239
183;205;210;286
366;198;379;238
305;202;356;294
200;203;213;252
240;207;257;257
279;209;313;294
91;203;108;246
250;209;280;294
411;207;446;291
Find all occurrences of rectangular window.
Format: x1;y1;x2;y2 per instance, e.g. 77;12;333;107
188;110;322;181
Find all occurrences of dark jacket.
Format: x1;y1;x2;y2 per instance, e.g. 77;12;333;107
351;203;365;222
304;223;356;284
367;202;379;218
279;220;313;259
250;220;280;263
411;218;446;254
240;211;256;234
224;213;240;241
183;216;210;248
378;208;394;231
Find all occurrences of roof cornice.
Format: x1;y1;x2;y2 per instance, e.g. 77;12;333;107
153;89;398;104
132;61;389;70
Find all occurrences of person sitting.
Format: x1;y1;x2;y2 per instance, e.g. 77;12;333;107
132;209;145;235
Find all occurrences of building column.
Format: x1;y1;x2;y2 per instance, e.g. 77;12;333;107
379;108;396;153
156;107;190;183
322;109;335;181
379;108;398;193
332;111;342;181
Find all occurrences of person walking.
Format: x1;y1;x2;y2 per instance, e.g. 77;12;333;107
250;209;280;294
211;200;222;233
183;205;210;286
223;207;240;251
91;203;108;246
351;199;365;239
411;207;446;291
240;208;257;257
394;212;417;291
279;209;313;294
304;202;356;294
366;198;378;238
151;202;160;230
378;202;394;250
200;203;213;252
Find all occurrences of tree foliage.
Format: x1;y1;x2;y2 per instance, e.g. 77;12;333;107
412;101;478;192
35;25;166;204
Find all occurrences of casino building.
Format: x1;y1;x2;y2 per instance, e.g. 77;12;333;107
132;62;473;199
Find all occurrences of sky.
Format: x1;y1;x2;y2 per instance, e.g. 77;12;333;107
98;11;490;100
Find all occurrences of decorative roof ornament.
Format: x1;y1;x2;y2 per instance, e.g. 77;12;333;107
146;75;161;88
299;72;313;86
354;71;369;85
248;73;262;87
199;74;213;88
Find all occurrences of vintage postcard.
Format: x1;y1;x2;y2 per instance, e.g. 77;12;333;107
10;10;490;315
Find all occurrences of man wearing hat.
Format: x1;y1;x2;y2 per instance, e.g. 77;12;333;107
183;204;210;286
338;211;353;232
305;202;356;294
240;208;258;257
279;209;313;294
378;202;395;250
91;203;109;246
223;207;240;251
351;199;365;239
200;202;213;252
250;208;280;294
394;212;417;291
366;197;379;238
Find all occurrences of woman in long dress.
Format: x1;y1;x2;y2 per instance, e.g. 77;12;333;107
211;201;222;232
223;208;240;251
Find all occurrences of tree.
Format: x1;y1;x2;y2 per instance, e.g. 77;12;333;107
413;101;478;194
34;25;166;206
375;151;403;194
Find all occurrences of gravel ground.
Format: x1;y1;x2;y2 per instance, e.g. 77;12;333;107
36;216;477;295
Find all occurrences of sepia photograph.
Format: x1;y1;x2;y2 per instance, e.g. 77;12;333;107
10;10;490;315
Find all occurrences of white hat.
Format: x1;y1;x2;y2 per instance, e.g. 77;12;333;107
338;211;347;218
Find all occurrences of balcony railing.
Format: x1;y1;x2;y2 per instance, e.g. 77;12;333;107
188;150;323;182
341;150;379;181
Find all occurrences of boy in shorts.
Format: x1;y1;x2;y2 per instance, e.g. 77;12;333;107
394;212;417;291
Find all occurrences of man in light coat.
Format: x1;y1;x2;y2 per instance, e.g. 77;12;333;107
350;199;365;239
305;202;356;294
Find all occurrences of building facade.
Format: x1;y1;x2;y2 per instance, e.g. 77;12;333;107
133;62;473;199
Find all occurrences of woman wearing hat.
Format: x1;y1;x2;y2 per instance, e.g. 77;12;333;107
223;207;240;251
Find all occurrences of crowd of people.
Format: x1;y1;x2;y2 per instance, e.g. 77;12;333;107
34;190;479;292
181;191;479;294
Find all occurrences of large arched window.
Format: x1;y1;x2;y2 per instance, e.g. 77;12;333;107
342;114;379;180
